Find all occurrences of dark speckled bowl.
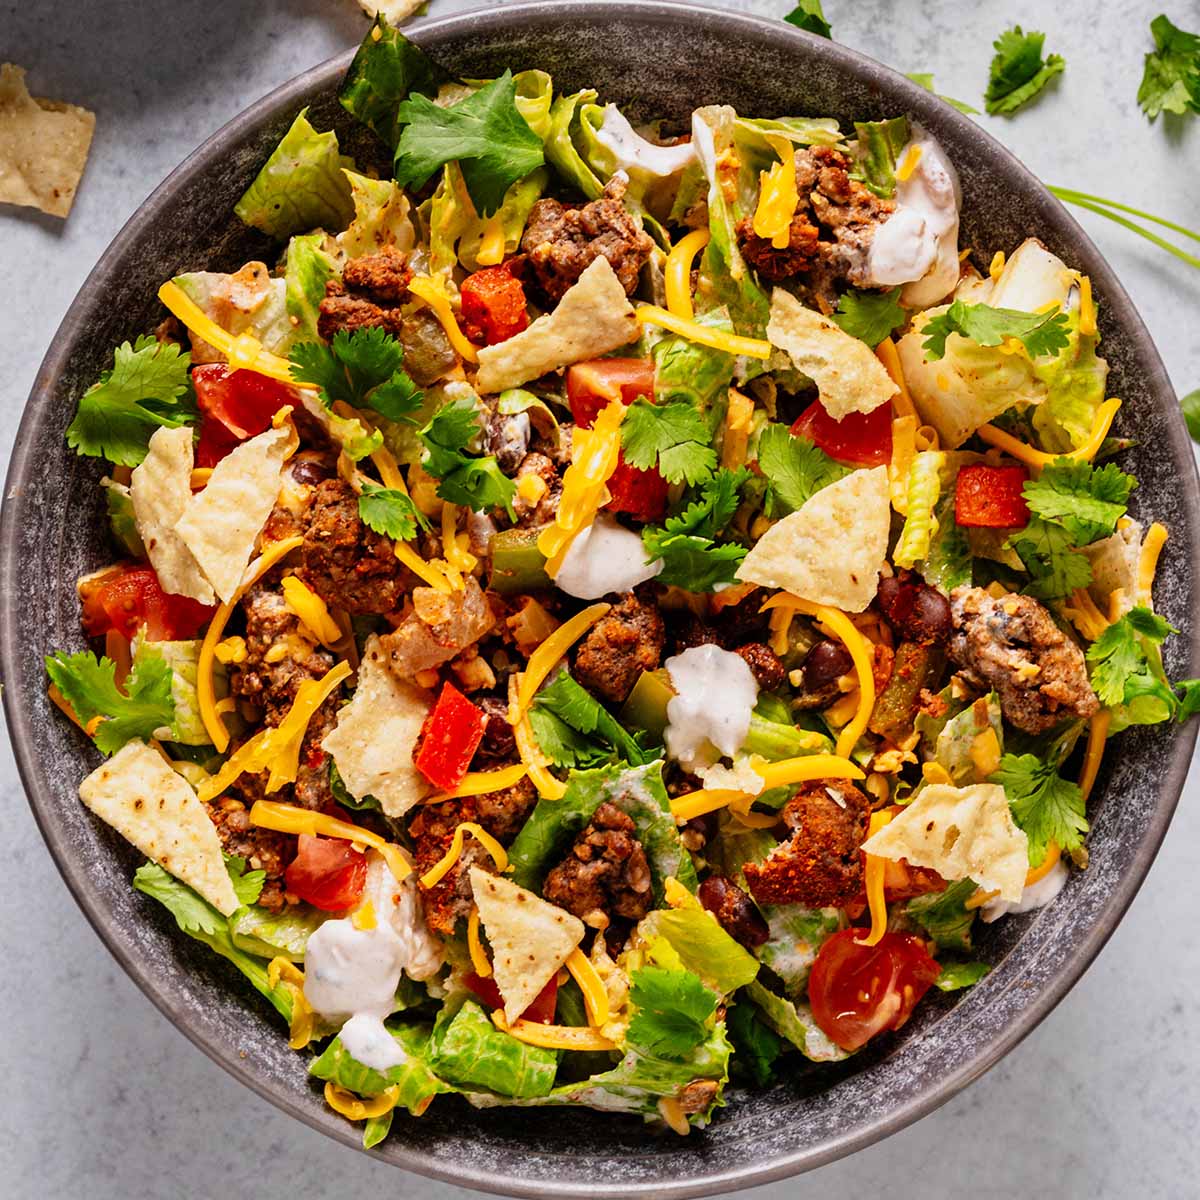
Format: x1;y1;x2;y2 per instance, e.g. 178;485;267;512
3;2;1198;1194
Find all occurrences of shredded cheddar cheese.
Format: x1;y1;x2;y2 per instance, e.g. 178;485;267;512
858;809;894;948
477;213;507;267
668;788;748;823
768;605;794;657
394;541;454;593
517;472;549;505
1025;842;1061;887
988;250;1006;281
664;227;711;320
189;467;213;489
440;763;529;799
634;305;773;360
324;1082;400;1121
491;1010;617;1051
418;821;508;889
876;337;916;420
752;136;799;249
1078;274;1097;337
721;387;755;470
467;904;492;977
280;575;342;646
978;398;1122;468
351;900;377;932
1136;522;1168;606
965;887;1000;910
213;636;247;665
267;958;316;1049
669;754;864;820
889;415;918;514
368;443;408;492
896;143;923;183
1079;709;1111;804
566;947;610;1026
1063;587;1110;642
658;1098;691;1136
408;274;478;363
515;602;611;717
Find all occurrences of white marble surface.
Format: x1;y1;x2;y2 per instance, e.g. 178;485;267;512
1;1;1198;1197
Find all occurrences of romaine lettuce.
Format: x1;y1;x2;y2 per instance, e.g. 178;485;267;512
744;979;848;1062
173;268;295;359
428;1000;557;1098
229;902;330;962
103;478;144;557
284;234;336;345
934;692;1003;785
641;908;760;994
131;638;219;745
337;170;417;260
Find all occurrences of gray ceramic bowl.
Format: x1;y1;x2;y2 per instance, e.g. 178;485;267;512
3;2;1198;1195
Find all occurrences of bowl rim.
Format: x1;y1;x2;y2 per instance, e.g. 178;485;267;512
3;2;1198;1195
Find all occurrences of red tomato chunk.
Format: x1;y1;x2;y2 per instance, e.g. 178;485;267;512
790;399;893;467
954;463;1031;528
80;565;215;642
285;834;369;912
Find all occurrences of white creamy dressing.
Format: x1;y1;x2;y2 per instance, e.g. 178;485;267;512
553;513;662;600
594;104;698;178
663;644;759;771
303;853;443;1071
866;128;962;309
980;858;1069;923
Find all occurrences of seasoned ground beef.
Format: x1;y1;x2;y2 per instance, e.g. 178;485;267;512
521;178;654;301
573;590;665;704
511;452;563;527
542;802;653;927
737;145;895;307
300;477;408;615
342;246;413;301
317;246;411;341
743;780;871;908
948;586;1099;734
262;452;338;543
735;642;786;691
204;794;293;911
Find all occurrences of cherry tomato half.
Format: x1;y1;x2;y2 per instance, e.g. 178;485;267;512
463;970;559;1025
808;928;941;1052
284;834;369;912
80;565;215;642
790;399;893;467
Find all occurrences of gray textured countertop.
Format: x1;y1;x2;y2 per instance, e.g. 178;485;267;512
2;1;1198;1197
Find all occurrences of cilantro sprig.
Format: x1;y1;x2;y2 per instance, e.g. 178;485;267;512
783;1;831;39
66;336;195;467
358;481;429;542
984;26;1065;116
831;287;907;347
921;300;1071;362
756;422;848;517
289;327;423;423
45;651;175;756
621;398;717;486
626;965;717;1058
529;669;656;769
991;753;1087;866
419;396;516;517
1137;14;1200;121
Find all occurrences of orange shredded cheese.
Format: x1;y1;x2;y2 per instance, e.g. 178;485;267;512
267;958;316;1049
491;1011;617;1051
669;754;864;820
408;274;478;363
477;213;507;267
1025;842;1061;887
1079;709;1111;804
978;398;1122;468
467;905;492;977
1136;522;1168;606
752;136;799;249
664;227;711;320
281;575;342;645
419;822;508;889
634;305;773;359
324;1081;400;1121
858;809;894;947
515;602;611;717
876;337;916;419
565;947;610;1027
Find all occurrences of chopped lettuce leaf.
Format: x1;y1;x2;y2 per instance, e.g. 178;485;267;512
906;877;978;953
641;908;760;994
755;903;841;992
921;487;972;592
338;171;417;261
851;117;909;199
131;639;216;746
429;999;557;1098
652;311;736;424
744;979;848;1062
934;692;1003;785
228;902;329;962
726;1000;782;1086
934;960;992;991
544;89;605;200
103;478;145;557
284;234;336;345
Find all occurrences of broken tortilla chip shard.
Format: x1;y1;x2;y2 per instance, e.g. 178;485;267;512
176;423;295;603
862;782;1029;903
130;426;217;605
736;466;890;611
0;63;95;218
766;288;897;420
475;257;638;394
357;0;424;21
469;866;584;1024
321;635;432;819
79;739;240;915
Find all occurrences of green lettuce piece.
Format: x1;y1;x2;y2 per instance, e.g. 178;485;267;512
429;1000;557;1098
172;270;295;358
851;117;910;198
309;1021;453;1116
935;960;992;991
234;108;355;239
744;979;848;1062
284;234;336;345
906;878;978;954
229;903;330;961
726;1000;782;1086
652;311;736;431
337;170;417;260
1031;307;1110;454
755;904;841;993
641;908;759;994
544;89;605;199
103;478;144;556
295;389;383;461
706;823;776;889
742;715;832;761
132;863;293;1023
131;639;218;746
934;692;1003;785
363;1110;393;1149
458;167;549;273
920;487;972;592
424;164;474;279
735;115;845;150
509;70;555;142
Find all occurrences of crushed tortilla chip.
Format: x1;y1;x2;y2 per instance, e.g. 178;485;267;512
766;289;897;419
79;739;239;915
469;866;584;1024
475;257;638;394
862;782;1028;903
357;0;424;22
321;635;432;818
0;64;95;218
736;466;890;611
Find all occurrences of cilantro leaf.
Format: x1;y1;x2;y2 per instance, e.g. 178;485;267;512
1137;14;1200;120
621;398;717;486
626;965;717;1058
530;669;655;767
225;854;266;907
66;336;194;467
756;422;848;517
393;72;545;216
783;0;831;39
419;396;516;517
832;287;907;347
45;651;175;755
289;327;422;423
134;862;227;937
921;300;1071;362
991;752;1088;865
1176;679;1200;721
985;26;1065;116
1086;606;1177;711
1007;516;1092;600
1022;458;1136;545
358;481;428;541
1183;388;1200;444
905;73;981;116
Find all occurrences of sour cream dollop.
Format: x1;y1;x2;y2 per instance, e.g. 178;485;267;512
664;644;759;772
554;514;662;600
593;104;698;178
303;853;442;1071
866;128;961;309
980;858;1069;924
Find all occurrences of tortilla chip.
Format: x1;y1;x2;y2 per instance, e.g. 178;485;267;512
176;424;294;603
79;739;239;915
321;636;431;818
130;427;216;605
357;0;424;22
736;466;890;611
0;64;95;218
766;289;897;419
469;867;584;1024
475;257;638;394
862;782;1029;903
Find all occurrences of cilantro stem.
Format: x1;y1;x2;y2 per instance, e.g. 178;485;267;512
1048;186;1200;271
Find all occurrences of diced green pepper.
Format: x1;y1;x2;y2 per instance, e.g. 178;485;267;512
488;527;552;593
619;668;674;740
868;641;946;743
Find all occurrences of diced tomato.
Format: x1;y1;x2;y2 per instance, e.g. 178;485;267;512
464;971;559;1025
790;399;893;467
195;413;243;468
284;834;368;912
808;929;942;1052
954;464;1031;528
460;264;530;346
567;358;668;522
414;682;488;791
80;565;215;642
193;363;297;441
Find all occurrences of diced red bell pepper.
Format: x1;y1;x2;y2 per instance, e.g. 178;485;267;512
954;464;1031;528
80;564;216;642
285;834;369;912
464;970;559;1024
567;358;668;522
460;263;530;346
790;399;893;467
414;682;488;791
193;363;297;441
